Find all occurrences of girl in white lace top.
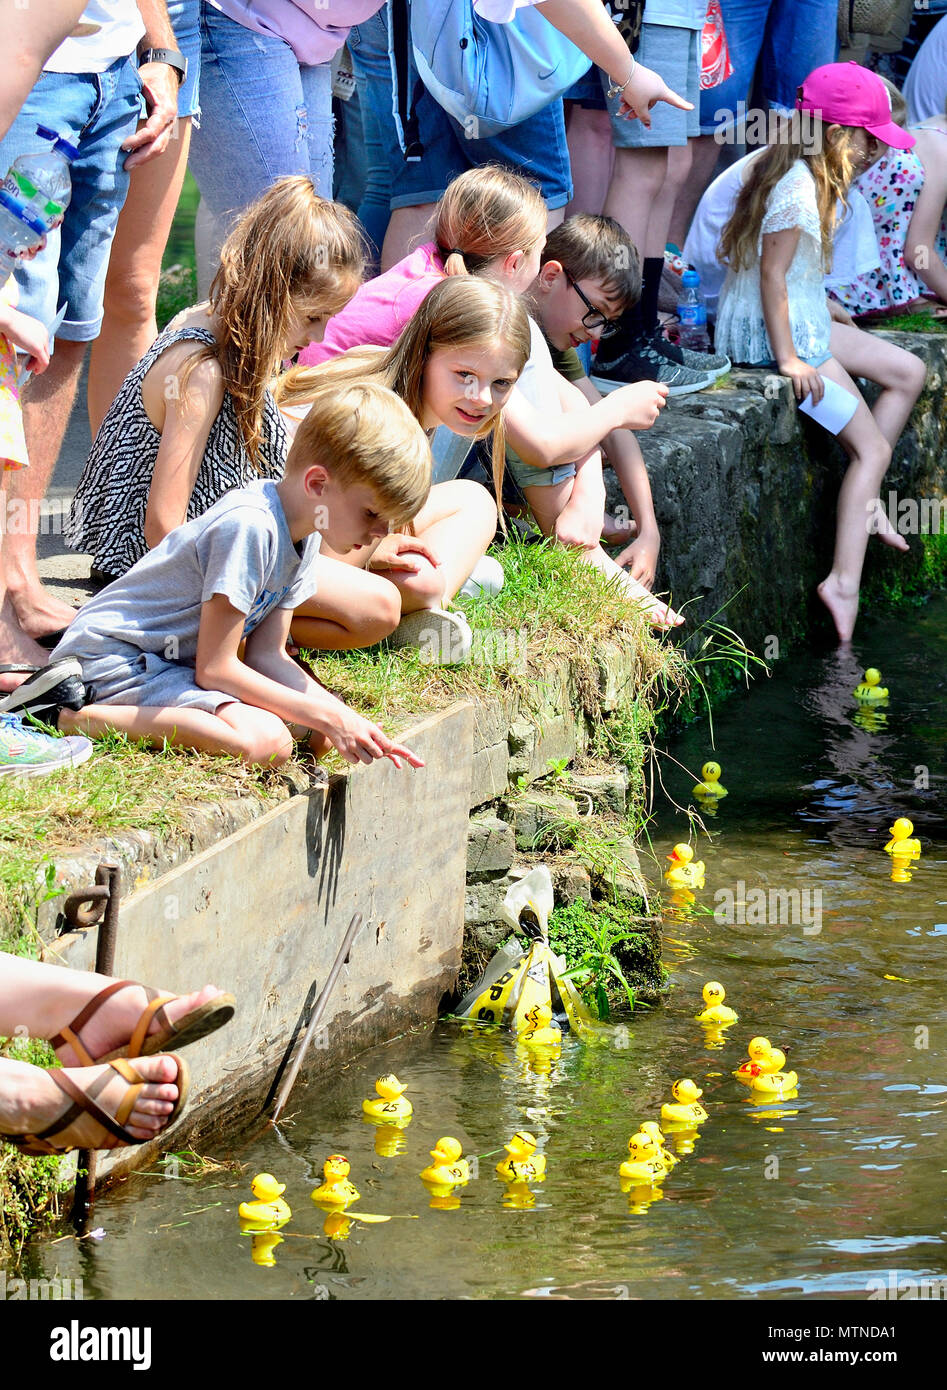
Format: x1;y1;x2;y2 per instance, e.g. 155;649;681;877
714;62;927;642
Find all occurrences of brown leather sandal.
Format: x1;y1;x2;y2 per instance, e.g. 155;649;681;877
7;1054;189;1156
50;981;235;1064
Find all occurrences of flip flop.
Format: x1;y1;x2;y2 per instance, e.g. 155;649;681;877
50;980;236;1065
7;1053;189;1156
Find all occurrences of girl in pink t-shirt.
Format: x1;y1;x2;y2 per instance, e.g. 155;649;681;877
300;164;548;366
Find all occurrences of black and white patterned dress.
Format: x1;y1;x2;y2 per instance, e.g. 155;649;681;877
66;325;287;579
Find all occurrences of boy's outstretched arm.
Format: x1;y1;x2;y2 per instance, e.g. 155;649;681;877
196;596;424;769
573;375;661;586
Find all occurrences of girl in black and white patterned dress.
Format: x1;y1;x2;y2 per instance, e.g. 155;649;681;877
67;177;366;581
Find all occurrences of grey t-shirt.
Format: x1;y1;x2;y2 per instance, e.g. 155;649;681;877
55;480;321;666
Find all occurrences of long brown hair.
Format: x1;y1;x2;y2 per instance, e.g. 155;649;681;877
184;176;366;464
720;113;861;273
277;276;532;514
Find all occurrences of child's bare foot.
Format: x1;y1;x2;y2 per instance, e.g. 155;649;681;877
0;1054;182;1148
602;511;637;546
868;506;910;553
622;574;684;630
818;574;859;643
52;983;230;1066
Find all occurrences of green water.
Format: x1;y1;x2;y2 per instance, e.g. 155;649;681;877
17;599;947;1300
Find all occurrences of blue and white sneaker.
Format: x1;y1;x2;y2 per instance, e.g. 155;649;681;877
0;711;93;778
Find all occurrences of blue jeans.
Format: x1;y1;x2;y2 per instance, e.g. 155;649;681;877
348;8;395;260
699;0;839;132
0;57;142;341
360;1;572;209
168;0;202;120
188;3;334;227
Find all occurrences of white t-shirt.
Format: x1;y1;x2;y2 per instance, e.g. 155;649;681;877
904;16;947;125
45;0;144;74
684;150;880;315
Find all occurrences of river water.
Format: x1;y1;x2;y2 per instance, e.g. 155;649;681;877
18;598;947;1301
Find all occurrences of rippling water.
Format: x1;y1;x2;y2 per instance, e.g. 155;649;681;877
18;598;947;1301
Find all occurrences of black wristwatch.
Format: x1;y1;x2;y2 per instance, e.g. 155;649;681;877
138;47;188;85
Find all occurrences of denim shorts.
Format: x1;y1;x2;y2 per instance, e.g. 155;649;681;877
362;11;572;210
753;350;833;369
602;24;701;149
168;0;201;121
188;3;334;226
699;0;839;135
505;456;576;490
0;58;142;341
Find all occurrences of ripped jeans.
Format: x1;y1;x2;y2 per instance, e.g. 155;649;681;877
188;3;334;230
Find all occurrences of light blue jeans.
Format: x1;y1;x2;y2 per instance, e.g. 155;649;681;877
347;8;394;261
188;2;334;228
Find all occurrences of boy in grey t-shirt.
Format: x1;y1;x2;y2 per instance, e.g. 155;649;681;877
40;383;433;769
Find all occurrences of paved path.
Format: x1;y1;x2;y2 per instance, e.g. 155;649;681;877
36;355;97;611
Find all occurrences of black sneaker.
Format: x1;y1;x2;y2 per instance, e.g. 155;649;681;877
648;327;731;378
591;337;715;397
0;659;87;722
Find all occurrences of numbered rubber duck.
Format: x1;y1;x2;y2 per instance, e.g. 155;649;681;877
664;844;705;891
660;1079;709;1126
238;1173;291;1227
420;1137;471;1188
734;1036;773;1084
362;1073;413;1121
746;1044;798;1095
692;761;728;799
311;1154;360;1208
619;1132;668;1185
640;1120;678;1170
517;1001;563;1050
695;980;738;1026
853;668;889;702
884;818;921;858
495;1130;546;1182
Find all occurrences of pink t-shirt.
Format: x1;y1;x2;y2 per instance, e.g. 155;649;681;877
299;242;446;366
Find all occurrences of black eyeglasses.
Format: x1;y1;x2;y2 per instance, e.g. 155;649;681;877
566;274;619;338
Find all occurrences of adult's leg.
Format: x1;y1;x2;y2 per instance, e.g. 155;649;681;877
0;953;223;1065
348;10;395;262
60;698;294;765
565;104;614;218
87;116;192;436
0;1054;181;1145
668;134;723;248
381;204;435;271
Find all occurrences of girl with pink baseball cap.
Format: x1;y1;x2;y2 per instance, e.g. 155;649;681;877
714;61;927;643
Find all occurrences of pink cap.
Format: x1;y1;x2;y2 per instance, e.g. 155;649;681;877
796;61;915;151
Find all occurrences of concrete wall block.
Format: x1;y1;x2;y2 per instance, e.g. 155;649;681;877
509;791;580;851
529;712;578;781
568;769;629;815
551;861;592;907
466;813;516;881
507;719;536;780
469;740;510;809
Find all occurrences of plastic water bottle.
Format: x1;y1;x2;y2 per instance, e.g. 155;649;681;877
2;126;78;232
677;269;710;353
0;190;47;265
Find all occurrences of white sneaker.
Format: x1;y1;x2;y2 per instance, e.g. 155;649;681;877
389;607;474;665
457;555;505;600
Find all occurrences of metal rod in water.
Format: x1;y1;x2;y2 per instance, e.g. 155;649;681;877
271;911;364;1124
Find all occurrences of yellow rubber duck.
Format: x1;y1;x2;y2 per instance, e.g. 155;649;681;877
420;1137;471;1188
495;1130;546;1182
733;1035;773;1084
619;1132;668;1184
884;818;921;858
746;1068;799;1099
362;1073;412;1121
853;668;888;702
640;1120;678;1170
660;1079;709;1125
693;761;728;799
311;1154;360;1208
664;844;706;891
695;980;738;1025
517;1001;563;1050
238;1173;291;1226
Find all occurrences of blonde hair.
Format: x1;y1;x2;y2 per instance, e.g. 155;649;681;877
720;112;861;273
185;176;367;465
286;380;431;528
876;75;907;129
432;164;547;277
278;276;532;515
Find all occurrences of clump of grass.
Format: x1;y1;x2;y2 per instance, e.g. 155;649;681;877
870;310;947;335
0;729;285;951
548;898;661;1018
0;1035;69;1260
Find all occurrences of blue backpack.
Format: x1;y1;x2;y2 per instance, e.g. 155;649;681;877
404;1;592;141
